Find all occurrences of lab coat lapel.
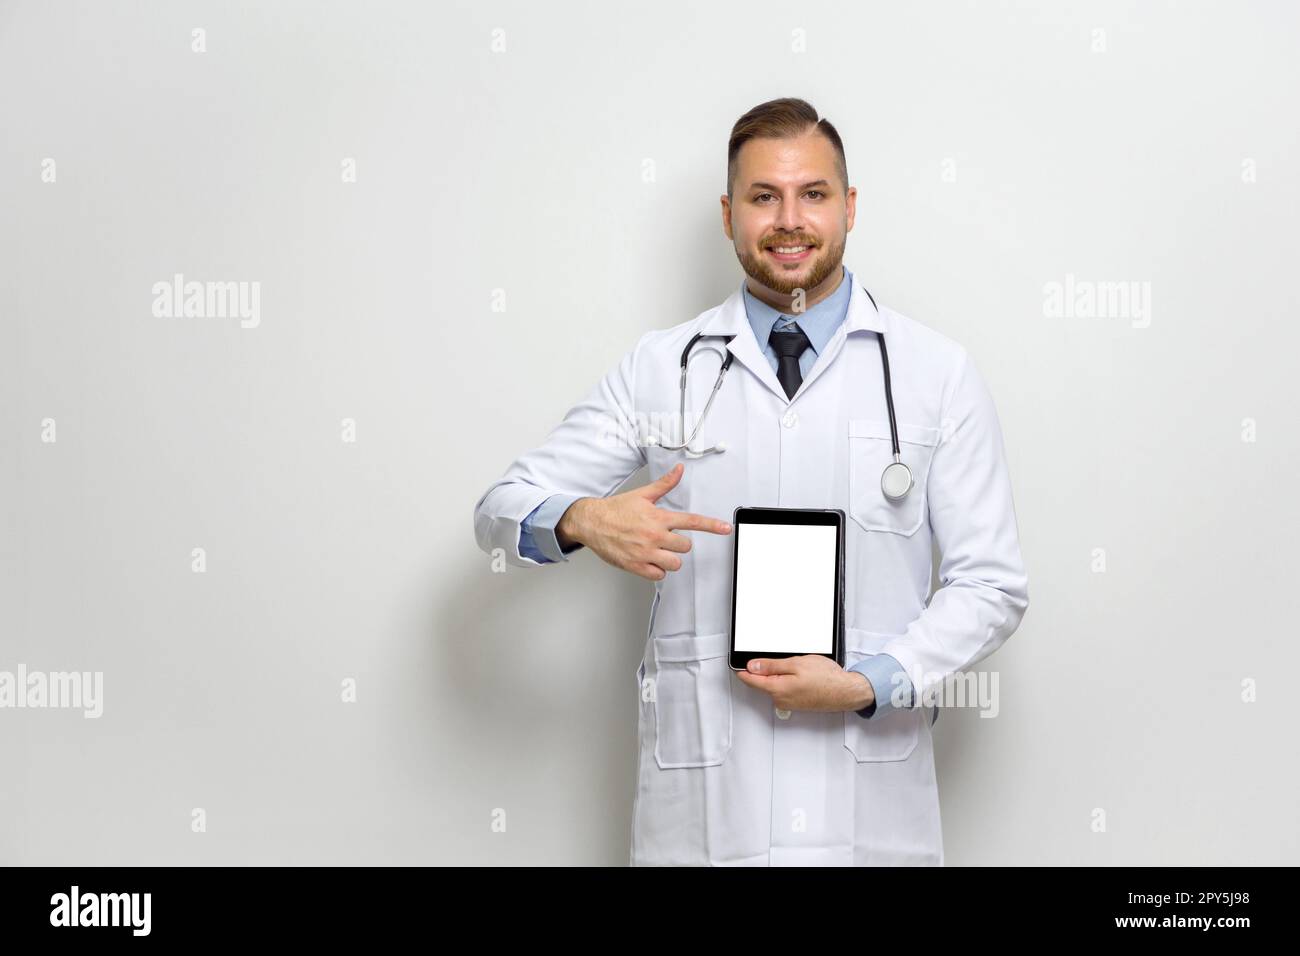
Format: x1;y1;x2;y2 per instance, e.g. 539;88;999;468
795;277;887;396
701;285;789;404
701;276;888;405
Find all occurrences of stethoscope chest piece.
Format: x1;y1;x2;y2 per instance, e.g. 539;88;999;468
881;459;913;501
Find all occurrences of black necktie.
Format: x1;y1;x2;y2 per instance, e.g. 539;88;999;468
769;324;811;399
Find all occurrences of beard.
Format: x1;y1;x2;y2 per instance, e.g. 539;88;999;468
734;230;847;298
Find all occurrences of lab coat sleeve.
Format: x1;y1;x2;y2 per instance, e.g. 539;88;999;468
875;348;1030;707
473;334;650;568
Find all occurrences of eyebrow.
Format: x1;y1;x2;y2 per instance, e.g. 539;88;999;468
748;180;831;192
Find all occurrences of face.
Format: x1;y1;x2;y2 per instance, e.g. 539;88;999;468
722;128;856;307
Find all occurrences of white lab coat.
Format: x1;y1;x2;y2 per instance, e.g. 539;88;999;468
473;275;1029;866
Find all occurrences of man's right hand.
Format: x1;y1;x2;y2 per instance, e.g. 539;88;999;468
555;463;733;581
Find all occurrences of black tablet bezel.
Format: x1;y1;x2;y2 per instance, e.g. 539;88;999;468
728;506;845;672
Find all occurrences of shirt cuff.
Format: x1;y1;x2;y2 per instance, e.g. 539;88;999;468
519;493;585;563
847;654;914;719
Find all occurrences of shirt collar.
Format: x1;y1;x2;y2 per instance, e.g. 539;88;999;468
742;265;855;357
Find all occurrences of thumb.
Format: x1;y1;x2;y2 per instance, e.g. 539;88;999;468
748;657;797;675
641;462;683;502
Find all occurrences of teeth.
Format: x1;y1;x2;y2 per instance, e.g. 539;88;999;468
772;246;808;253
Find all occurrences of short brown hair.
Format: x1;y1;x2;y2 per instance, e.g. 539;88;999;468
727;97;848;198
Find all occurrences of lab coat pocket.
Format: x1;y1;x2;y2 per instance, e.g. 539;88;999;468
651;631;733;769
847;419;941;536
842;629;920;762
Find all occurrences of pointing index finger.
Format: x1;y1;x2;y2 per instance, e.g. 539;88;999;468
661;510;733;535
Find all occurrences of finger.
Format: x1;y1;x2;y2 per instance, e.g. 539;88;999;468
646;549;684;574
633;562;666;582
661;510;732;535
655;531;693;554
639;463;683;503
735;670;781;695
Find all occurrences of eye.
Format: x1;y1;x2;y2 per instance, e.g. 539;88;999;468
754;193;775;203
806;190;825;199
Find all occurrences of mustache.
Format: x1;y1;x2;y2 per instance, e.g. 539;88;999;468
763;237;818;247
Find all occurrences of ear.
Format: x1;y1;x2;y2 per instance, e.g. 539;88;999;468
845;185;857;233
720;194;733;240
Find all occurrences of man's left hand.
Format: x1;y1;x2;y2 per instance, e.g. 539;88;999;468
735;655;874;712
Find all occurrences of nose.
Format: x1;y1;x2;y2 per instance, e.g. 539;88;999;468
773;196;803;233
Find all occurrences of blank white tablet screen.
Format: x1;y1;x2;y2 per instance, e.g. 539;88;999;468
734;522;836;654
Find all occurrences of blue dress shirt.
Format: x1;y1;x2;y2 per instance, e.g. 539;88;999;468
741;263;853;381
518;267;920;721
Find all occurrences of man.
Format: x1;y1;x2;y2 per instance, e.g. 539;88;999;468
473;98;1029;866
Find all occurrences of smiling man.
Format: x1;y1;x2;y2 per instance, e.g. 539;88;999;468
474;97;1029;866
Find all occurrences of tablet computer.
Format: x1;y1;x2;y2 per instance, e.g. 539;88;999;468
729;507;845;671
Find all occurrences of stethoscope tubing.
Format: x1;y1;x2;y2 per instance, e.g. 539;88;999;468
655;332;737;455
658;285;912;498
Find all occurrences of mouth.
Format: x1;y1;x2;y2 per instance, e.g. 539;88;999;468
764;243;815;263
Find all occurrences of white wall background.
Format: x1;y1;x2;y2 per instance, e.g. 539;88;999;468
2;0;1297;865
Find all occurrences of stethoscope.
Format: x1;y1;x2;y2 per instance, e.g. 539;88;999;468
649;285;914;501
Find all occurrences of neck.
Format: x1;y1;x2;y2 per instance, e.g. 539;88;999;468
745;265;845;314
